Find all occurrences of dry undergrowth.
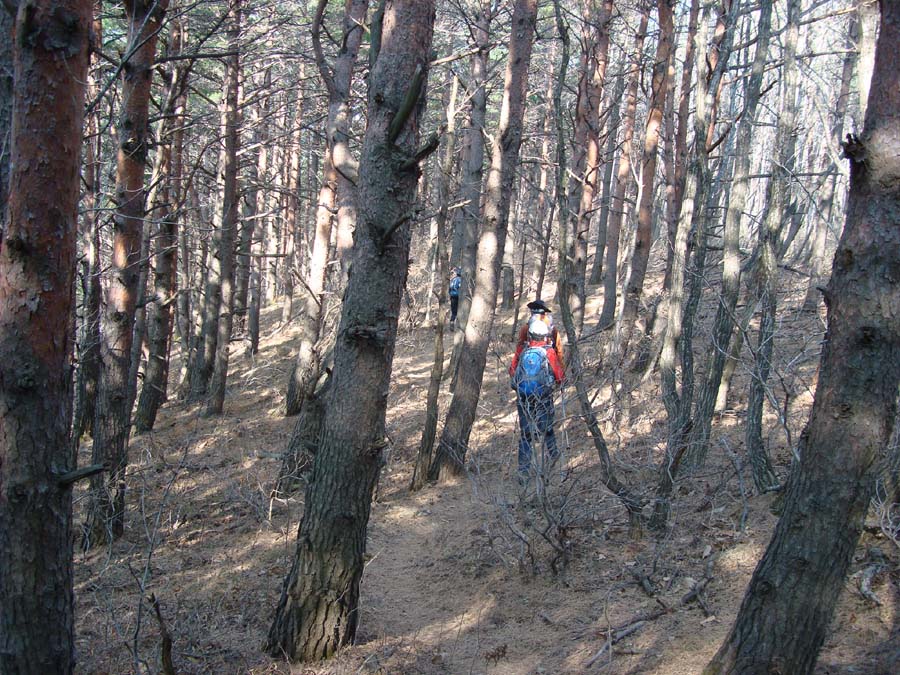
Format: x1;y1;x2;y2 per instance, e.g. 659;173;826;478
73;265;899;675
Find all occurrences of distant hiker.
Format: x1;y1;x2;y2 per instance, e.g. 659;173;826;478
448;267;462;328
514;299;564;368
509;311;564;481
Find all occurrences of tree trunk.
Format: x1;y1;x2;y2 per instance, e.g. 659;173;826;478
598;6;649;329
533;60;556;300
235;74;270;336
279;108;301;326
447;0;492;378
412;76;458;492
85;0;169;546
73;12;104;442
669;0;700;244
563;0;612;333
126;224;152;419
285;0;367;417
265;1;435;660
553;1;644;534
803;14;857;311
651;0;738;531
429;0;538;481
206;0;242;417
744;0;800;493
620;0;674;341
134;21;188;433
0;5;12;242
856;0;878;122
0;0;90;669
684;0;772;467
705;5;900;669
588;74;624;286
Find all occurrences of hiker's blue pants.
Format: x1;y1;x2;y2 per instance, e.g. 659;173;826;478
516;392;558;476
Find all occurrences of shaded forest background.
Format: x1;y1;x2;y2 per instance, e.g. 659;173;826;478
0;0;898;673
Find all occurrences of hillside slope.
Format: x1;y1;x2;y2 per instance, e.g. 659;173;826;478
74;273;898;674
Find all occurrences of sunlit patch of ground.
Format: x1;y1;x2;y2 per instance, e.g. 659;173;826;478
73;262;898;674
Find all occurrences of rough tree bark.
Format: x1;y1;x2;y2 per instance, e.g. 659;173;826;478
85;0;169;546
429;0;538;481
0;4;12;242
588;74;624;286
802;13;857;311
620;0;674;342
0;0;91;669
447;0;492;378
664;0;700;289
265;0;436;660
744;0;801;493
134;19;189;432
651;0;739;531
206;0;242;417
533;60;557;300
553;1;644;534
684;0;772;467
562;0;612;333
411;76;457;491
705;3;900;670
598;5;649;329
72;3;104;442
284;0;367;417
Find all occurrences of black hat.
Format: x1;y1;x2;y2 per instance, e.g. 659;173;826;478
527;299;551;313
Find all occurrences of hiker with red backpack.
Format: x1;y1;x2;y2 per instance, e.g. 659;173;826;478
509;300;565;483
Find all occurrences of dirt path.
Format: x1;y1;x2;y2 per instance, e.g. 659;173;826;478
73;287;899;674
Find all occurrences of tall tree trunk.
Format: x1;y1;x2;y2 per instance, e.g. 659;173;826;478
174;188;194;397
589;74;624;286
206;0;242;417
705;4;900;669
284;0;367;417
533;60;556;300
0;0;90;669
563;0;612;333
73;6;104;442
744;0;800;493
191;20;243;401
856;0;878;122
266;1;435;660
126;221;152;419
620;0;674;342
598;6;649;329
412;76;458;491
85;0;169;546
684;0;772;467
651;0;738;531
279;109;301;326
447;0;492;383
669;0;700;239
553;1;644;534
803;14;857;311
235;73;270;336
429;0;538;481
0;4;12;242
134;20;188;433
264;112;283;305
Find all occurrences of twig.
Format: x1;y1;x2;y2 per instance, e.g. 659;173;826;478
55;463;106;486
584;560;718;667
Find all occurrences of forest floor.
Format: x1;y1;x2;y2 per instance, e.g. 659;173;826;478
73;261;899;674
